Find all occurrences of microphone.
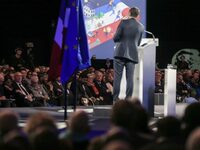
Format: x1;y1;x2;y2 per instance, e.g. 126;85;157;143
144;30;156;42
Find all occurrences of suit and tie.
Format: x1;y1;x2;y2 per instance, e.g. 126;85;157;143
12;82;33;107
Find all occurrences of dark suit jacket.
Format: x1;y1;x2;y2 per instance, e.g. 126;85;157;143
12;82;32;107
113;18;144;63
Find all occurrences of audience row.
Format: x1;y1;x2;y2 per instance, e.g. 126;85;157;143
1;99;200;150
155;69;200;103
0;64;114;107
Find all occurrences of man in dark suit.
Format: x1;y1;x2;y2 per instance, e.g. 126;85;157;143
113;7;144;101
12;72;33;107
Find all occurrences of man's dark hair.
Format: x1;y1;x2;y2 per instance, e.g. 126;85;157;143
129;7;140;18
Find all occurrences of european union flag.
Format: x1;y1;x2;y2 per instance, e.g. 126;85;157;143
60;0;90;84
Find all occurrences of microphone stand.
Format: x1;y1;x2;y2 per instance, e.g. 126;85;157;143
144;30;156;42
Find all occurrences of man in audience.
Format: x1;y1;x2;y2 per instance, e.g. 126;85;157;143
0;72;13;107
52;76;65;106
29;75;50;106
20;68;29;88
12;72;33;107
94;70;113;105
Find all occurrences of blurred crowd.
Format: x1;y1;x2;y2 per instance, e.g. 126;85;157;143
1;99;200;150
155;69;200;103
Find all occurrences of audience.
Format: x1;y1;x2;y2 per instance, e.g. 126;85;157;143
0;99;200;149
2;54;200;107
2;49;200;149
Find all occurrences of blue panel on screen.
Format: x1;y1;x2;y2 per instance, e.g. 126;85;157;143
82;0;146;59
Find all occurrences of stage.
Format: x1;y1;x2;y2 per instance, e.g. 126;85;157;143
0;103;188;132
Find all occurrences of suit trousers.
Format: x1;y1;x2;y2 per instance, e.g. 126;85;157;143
113;58;135;101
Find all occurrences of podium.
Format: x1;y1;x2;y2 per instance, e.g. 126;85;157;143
119;38;159;116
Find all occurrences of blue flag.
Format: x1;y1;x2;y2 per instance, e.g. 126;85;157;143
60;0;90;84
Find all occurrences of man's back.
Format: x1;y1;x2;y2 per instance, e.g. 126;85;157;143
113;18;144;63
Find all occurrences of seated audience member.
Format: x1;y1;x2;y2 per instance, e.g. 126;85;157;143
24;112;60;150
105;71;114;86
104;72;114;102
3;78;14;99
176;73;190;102
29;75;50;106
183;89;199;104
39;73;57;106
52;76;67;106
88;126;133;150
140;116;184;150
186;127;200;150
0;130;31;150
34;67;40;74
39;66;46;75
20;68;29;87
4;71;15;81
60;110;90;150
0;73;13;107
0;73;6;100
155;71;164;93
0;110;19;139
75;71;101;106
182;69;193;83
26;71;32;84
110;100;154;149
94;70;113;105
12;72;33;107
29;127;60;150
101;127;133;150
182;103;200;143
190;70;200;99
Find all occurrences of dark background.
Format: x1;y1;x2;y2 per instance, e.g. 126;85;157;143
147;0;200;68
0;0;199;68
0;0;60;66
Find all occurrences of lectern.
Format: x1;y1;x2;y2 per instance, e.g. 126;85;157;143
119;38;159;116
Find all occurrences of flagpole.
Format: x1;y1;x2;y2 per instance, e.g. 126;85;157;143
72;0;80;112
64;81;68;120
73;68;78;112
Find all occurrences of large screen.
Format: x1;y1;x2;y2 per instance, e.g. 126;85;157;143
82;0;146;59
